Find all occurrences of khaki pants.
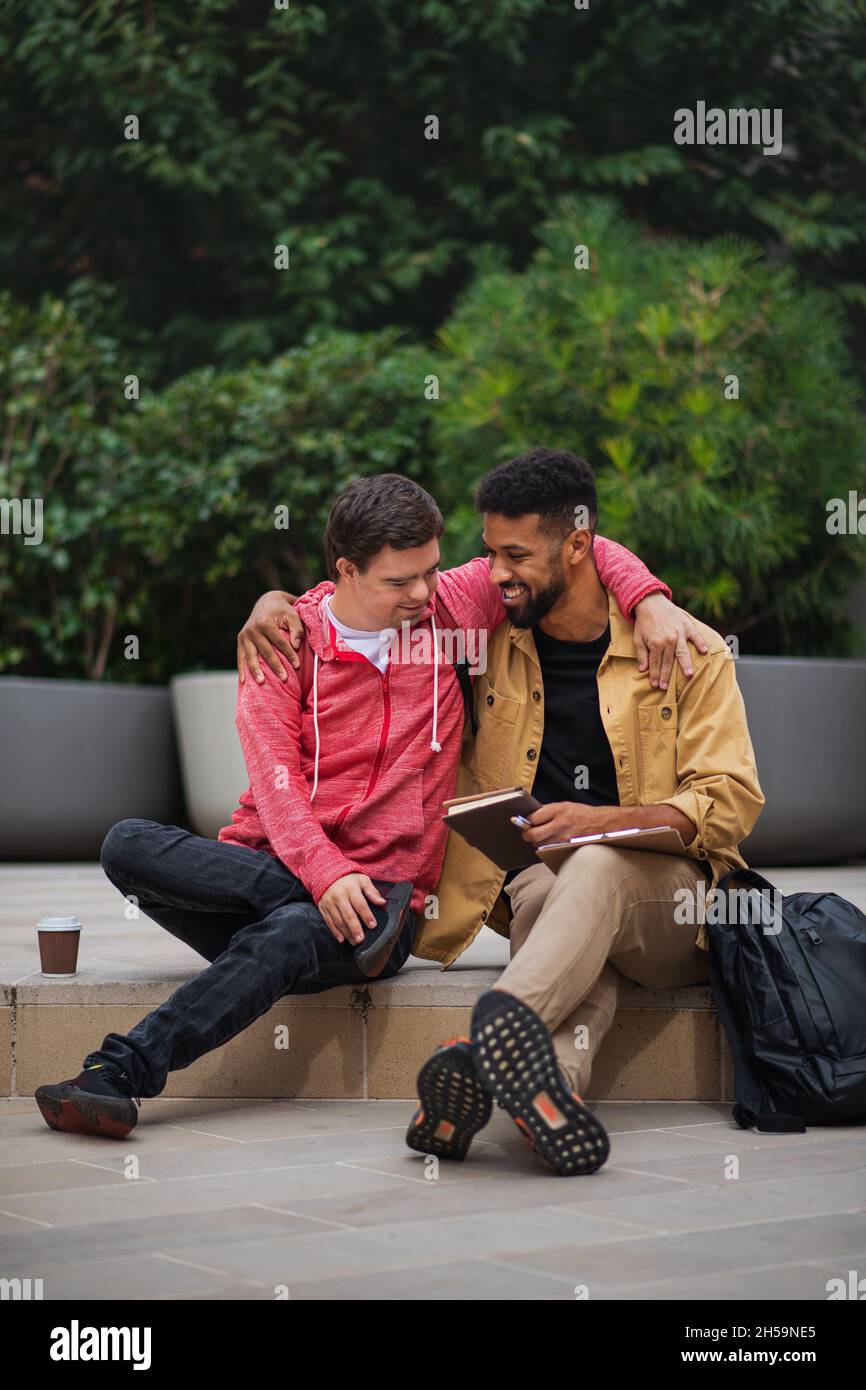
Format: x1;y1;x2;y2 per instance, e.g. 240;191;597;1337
497;845;711;1097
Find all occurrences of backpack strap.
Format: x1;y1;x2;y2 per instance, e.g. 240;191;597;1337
715;867;777;896
433;592;478;737
452;658;478;737
733;1103;806;1134
295;636;315;707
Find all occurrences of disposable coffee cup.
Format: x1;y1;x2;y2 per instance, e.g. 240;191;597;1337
36;917;82;976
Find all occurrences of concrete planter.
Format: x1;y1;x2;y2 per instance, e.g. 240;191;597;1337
737;657;866;865
170;672;246;839
166;660;866;867
0;676;184;859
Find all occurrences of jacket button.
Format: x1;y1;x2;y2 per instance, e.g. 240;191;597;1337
527;749;537;761
486;694;494;705
532;690;541;701
661;706;672;719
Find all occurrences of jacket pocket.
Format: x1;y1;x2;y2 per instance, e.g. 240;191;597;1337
638;703;678;803
339;758;426;862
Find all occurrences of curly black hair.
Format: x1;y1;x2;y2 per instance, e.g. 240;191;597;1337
474;447;598;539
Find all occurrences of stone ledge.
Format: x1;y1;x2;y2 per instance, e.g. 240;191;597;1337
1;967;724;1102
2;965;715;1010
10;860;863;1103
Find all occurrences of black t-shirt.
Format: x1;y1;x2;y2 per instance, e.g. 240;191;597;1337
502;621;619;908
530;621;620;809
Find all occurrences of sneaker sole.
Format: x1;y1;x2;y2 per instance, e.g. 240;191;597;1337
35;1086;138;1140
471;992;610;1176
405;1046;492;1161
355;915;405;979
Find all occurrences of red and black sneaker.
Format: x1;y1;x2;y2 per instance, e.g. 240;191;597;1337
35;1066;140;1140
405;1036;493;1161
470;990;610;1176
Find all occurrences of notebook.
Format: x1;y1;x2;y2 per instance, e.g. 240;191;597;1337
442;785;687;874
536;825;687;872
441;786;543;871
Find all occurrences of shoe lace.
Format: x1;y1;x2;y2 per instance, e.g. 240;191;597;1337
107;1065;141;1106
83;1062;141;1107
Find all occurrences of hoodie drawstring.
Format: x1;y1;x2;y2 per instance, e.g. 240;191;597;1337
310;615;442;798
310;652;321;801
429;612;442;753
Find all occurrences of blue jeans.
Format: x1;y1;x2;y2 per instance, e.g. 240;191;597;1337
86;819;416;1097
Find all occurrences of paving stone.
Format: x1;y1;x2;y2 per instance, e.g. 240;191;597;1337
3;861;866;1299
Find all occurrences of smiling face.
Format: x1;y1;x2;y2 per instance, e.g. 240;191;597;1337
481;512;569;628
334;539;440;631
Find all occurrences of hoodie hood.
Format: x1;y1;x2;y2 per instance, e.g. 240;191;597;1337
295;579;438;662
294;579;337;660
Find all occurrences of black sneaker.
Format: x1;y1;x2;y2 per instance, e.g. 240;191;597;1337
354;879;414;979
35;1065;140;1139
470;990;610;1176
406;1036;493;1161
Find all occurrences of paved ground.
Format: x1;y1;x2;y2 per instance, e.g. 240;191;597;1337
2;1094;865;1300
2;861;865;1300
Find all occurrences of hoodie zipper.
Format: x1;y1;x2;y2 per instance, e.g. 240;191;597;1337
332;666;392;836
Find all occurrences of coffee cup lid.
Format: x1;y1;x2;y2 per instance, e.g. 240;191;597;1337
37;917;82;930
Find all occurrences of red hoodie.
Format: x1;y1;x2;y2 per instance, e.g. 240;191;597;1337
218;543;670;911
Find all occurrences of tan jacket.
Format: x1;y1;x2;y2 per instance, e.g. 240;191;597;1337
415;589;764;966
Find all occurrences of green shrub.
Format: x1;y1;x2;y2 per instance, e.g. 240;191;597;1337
1;304;435;681
4;198;864;683
117;327;436;681
0;292;133;679
432;197;866;654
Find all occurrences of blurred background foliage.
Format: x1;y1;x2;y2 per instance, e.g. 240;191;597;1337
3;0;866;380
0;302;434;679
1;0;864;677
434;199;866;656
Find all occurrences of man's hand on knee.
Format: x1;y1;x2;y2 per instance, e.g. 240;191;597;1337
317;874;386;946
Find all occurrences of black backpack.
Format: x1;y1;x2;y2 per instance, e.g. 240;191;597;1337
707;868;866;1132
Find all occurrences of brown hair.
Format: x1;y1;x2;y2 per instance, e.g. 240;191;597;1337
323;474;444;581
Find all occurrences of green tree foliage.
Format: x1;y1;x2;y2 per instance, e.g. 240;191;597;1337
0;294;128;678
0;295;434;680
3;199;863;677
432;198;866;655
2;0;865;383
